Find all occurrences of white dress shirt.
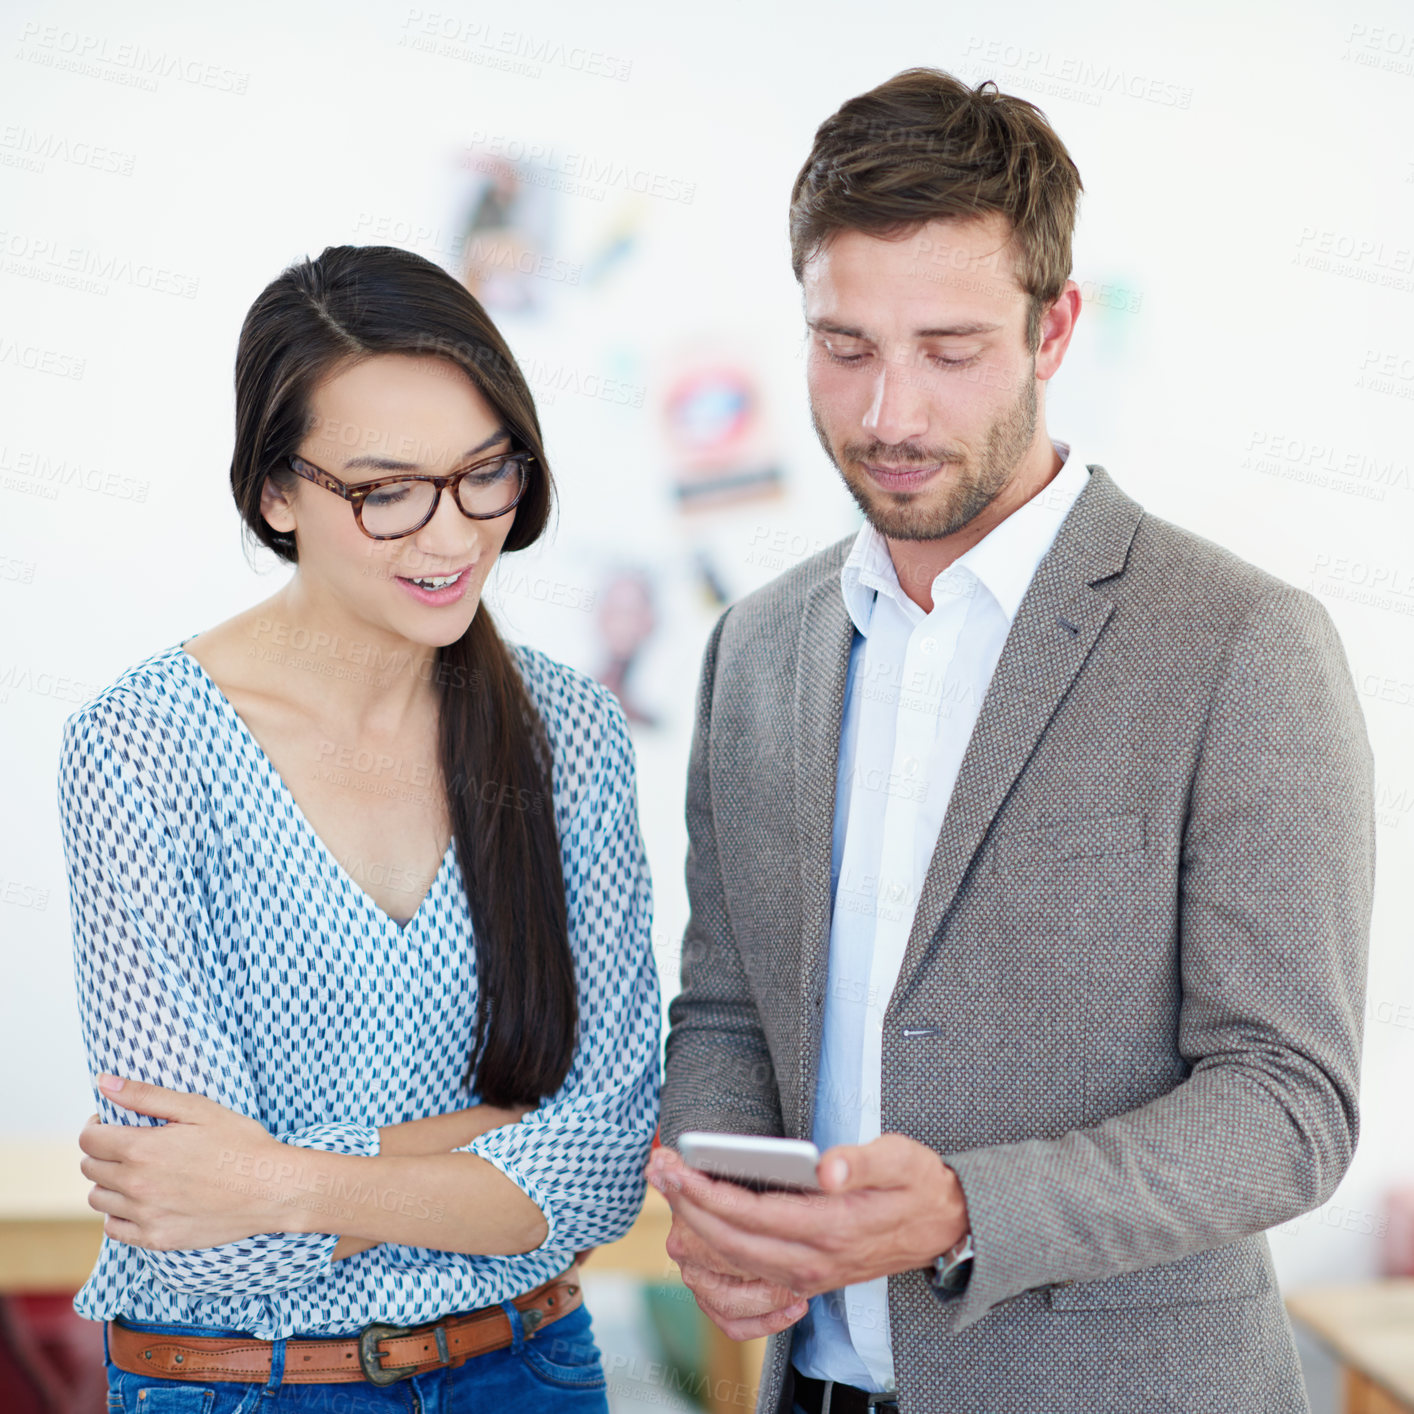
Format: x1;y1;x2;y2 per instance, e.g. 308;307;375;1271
791;439;1092;1392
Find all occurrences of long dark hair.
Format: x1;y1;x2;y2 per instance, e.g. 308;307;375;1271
229;244;574;1107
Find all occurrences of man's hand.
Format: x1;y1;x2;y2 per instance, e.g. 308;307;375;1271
659;1186;808;1340
79;1075;287;1251
647;1135;969;1320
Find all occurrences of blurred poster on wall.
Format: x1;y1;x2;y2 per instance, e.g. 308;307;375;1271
652;338;789;617
453;145;570;314
659;344;784;515
591;566;662;728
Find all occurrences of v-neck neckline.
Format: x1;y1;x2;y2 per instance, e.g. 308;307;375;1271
175;637;456;935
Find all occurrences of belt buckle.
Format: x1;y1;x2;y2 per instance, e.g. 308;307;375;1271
358;1320;432;1385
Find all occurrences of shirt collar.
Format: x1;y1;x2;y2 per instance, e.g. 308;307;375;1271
840;438;1091;637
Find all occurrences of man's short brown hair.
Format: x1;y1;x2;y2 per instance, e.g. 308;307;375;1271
789;68;1083;354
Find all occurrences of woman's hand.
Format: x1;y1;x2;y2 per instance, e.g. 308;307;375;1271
79;1075;293;1251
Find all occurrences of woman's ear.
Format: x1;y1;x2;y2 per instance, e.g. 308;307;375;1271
260;473;297;535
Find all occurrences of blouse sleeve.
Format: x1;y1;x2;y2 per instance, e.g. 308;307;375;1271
457;691;662;1254
58;694;381;1299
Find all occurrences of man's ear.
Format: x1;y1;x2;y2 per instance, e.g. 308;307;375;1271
1035;279;1081;379
260;473;297;535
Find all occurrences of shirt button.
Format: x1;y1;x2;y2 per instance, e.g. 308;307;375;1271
904;756;920;775
919;637;937;656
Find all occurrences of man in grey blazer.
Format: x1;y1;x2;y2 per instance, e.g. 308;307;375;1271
647;67;1376;1414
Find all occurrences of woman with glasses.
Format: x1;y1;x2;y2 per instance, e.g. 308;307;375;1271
56;244;661;1411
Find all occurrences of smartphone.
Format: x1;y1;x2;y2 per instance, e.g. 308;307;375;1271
677;1132;823;1193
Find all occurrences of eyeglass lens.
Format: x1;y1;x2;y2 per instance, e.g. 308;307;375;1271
360;456;524;536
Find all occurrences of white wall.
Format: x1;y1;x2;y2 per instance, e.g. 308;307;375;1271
5;0;1411;1326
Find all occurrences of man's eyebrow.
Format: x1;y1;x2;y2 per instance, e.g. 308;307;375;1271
806;318;1002;339
342;426;510;473
914;321;1002;337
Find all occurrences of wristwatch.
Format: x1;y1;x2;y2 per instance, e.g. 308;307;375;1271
924;1231;974;1298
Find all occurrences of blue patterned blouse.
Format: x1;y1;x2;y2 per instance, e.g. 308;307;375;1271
57;636;661;1340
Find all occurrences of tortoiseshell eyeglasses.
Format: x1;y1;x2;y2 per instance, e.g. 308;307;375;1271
285;449;532;540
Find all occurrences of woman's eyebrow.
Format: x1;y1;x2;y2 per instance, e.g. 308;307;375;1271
342;426;510;473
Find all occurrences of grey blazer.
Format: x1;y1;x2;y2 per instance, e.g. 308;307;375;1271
659;464;1376;1414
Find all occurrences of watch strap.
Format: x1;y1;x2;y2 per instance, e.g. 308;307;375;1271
925;1231;974;1297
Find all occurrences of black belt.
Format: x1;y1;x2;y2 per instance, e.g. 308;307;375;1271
793;1372;900;1414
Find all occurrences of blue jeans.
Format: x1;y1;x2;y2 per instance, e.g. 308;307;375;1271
103;1299;608;1412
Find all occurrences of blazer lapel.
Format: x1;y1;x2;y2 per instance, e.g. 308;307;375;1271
887;464;1144;1002
787;465;1143;1137
792;564;855;1138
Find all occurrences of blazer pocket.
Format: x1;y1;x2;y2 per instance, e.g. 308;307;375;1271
1046;1243;1270;1310
989;811;1146;875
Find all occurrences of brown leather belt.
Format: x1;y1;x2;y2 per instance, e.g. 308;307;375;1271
107;1264;582;1386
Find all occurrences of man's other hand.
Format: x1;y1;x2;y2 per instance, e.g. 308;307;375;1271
646;1135;969;1315
648;1149;809;1340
